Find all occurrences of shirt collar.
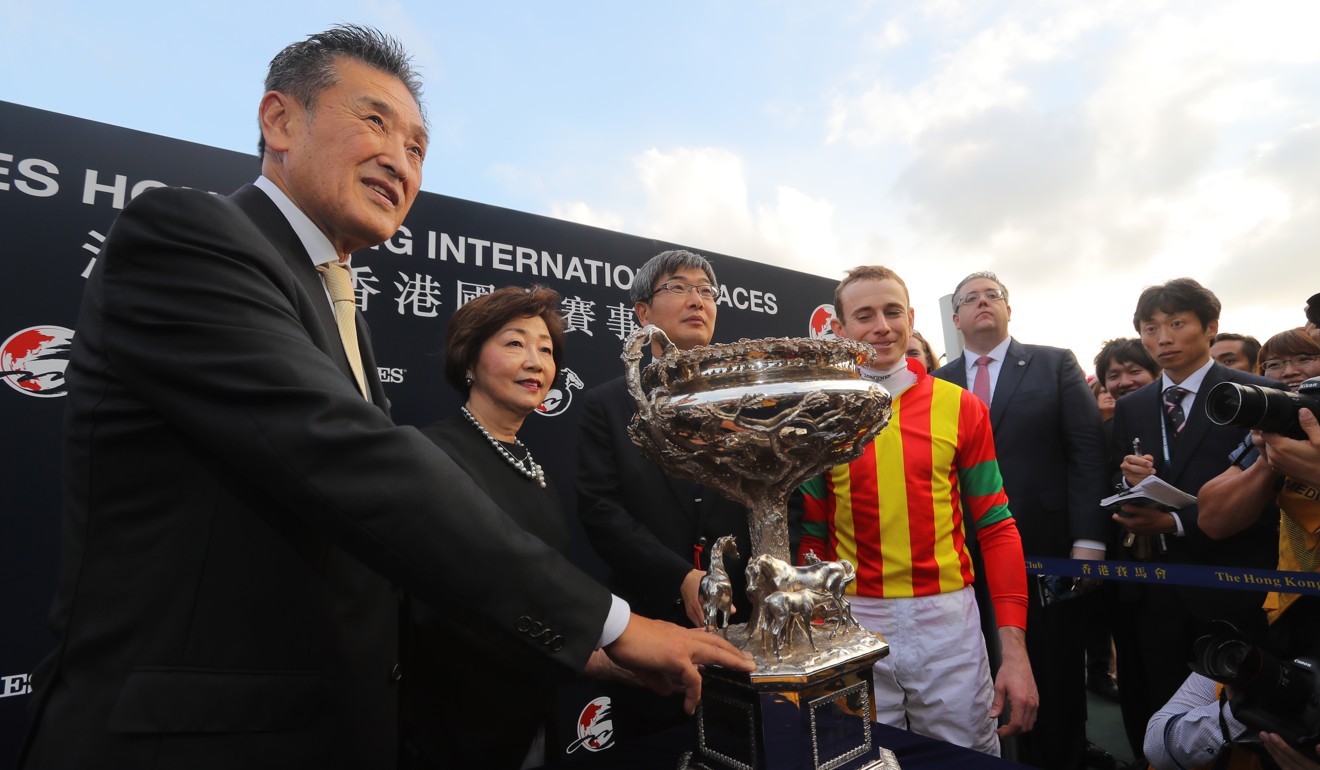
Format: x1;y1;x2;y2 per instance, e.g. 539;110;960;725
964;336;1012;377
1161;357;1215;395
253;175;344;268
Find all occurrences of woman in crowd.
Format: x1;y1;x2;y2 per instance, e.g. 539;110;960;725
906;330;938;371
402;285;626;769
1090;376;1116;421
1257;328;1320;390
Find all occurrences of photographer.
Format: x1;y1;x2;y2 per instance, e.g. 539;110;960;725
1144;670;1320;769
1161;295;1320;768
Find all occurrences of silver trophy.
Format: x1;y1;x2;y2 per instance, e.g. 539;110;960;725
624;325;900;770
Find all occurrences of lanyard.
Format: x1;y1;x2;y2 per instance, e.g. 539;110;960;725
1159;404;1173;468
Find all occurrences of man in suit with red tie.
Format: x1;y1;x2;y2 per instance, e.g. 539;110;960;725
1104;278;1280;766
933;271;1109;770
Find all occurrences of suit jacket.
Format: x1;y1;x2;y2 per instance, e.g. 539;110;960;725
21;185;610;769
934;339;1109;558
1103;367;1277;578
576;375;751;625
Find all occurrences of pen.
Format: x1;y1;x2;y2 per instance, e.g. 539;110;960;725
1132;437;1142;457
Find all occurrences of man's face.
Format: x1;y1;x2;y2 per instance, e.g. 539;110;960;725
1210;339;1253;372
951;277;1011;343
269;57;427;257
1104;359;1157;398
634;266;718;351
831;278;913;370
1138;310;1217;381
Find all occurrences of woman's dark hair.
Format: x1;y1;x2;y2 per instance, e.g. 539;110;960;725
444;285;565;398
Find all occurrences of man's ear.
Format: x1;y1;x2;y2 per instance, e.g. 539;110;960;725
258;91;297;155
634;301;651;328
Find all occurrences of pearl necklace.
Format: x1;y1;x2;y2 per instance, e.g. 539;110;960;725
461;406;546;488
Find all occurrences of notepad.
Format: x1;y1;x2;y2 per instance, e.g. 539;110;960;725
1101;475;1197;512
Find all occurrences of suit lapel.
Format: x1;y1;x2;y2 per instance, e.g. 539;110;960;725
944;355;968;388
631;365;700;524
1165;364;1224;483
989;338;1029;427
231;185;382;410
356;315;389;415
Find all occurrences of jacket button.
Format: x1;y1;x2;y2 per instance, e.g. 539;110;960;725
391;664;403;681
548;636;565;652
517;615;532;632
527;621;544;636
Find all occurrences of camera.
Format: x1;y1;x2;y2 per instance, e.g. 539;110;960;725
1205;377;1320;440
1191;626;1320;749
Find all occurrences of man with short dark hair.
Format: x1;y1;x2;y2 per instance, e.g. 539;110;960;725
933;271;1109;770
1105;277;1280;766
576;249;753;742
18;28;749;770
1094;338;1160;401
1210;332;1262;373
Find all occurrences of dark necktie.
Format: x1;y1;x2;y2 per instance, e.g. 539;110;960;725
1163;386;1188;433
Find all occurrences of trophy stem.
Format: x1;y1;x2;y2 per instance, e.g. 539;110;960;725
748;497;791;566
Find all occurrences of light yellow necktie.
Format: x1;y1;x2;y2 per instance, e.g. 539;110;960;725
317;261;369;398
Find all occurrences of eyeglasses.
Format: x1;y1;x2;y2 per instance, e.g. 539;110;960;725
650;281;719;301
1261;354;1319;375
956;288;1007;307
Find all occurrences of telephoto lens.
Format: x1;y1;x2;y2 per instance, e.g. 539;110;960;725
1205;377;1320;440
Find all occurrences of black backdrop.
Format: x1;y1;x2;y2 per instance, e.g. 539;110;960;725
0;100;840;762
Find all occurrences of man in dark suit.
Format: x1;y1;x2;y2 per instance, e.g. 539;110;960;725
577;249;753;741
933;271;1109;770
19;26;748;770
1105;277;1279;765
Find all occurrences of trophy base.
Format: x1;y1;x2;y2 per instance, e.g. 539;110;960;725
679;639;900;770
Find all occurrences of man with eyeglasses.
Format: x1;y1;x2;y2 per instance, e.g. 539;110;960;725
932;271;1109;770
576;249;753;743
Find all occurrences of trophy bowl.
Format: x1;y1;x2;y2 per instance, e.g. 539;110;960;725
624;325;892;565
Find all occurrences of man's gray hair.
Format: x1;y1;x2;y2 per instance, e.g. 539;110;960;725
629;249;719;305
953;271;1008;304
258;24;425;157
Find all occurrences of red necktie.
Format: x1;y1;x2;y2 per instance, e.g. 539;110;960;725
972;355;993;405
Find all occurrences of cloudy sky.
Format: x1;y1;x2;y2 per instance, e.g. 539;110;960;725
5;0;1316;369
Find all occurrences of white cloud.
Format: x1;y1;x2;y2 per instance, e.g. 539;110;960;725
546;200;625;233
865;20;909;52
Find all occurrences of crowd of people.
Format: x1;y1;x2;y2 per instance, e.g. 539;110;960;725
15;23;1320;770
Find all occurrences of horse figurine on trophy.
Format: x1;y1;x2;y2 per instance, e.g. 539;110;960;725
699;534;740;636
